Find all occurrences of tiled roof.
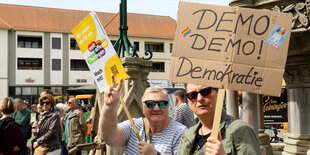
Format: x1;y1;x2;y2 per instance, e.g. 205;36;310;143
0;3;176;39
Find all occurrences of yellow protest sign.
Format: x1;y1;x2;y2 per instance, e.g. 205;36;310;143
72;11;128;92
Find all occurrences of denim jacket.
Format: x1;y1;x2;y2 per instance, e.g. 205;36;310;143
177;110;261;155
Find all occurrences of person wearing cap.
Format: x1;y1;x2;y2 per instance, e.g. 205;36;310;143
12;98;31;155
98;75;187;155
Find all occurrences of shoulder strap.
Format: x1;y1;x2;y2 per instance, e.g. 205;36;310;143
143;118;150;143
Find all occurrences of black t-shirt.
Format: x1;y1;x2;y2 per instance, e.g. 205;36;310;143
191;131;211;155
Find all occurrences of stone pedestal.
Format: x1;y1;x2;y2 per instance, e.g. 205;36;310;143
258;95;273;155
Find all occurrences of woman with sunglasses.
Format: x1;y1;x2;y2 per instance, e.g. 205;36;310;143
33;94;60;155
99;75;187;155
177;84;261;155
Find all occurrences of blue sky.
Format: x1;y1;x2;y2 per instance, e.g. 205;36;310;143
0;0;231;19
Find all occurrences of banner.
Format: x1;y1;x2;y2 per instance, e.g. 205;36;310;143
169;2;292;96
72;11;128;92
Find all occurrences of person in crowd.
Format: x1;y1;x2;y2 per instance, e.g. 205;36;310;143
33;94;60;155
30;104;38;126
12;98;30;155
99;75;187;155
173;90;195;128
65;98;87;155
85;104;94;155
40;89;62;151
0;97;27;155
56;103;69;155
177;84;261;154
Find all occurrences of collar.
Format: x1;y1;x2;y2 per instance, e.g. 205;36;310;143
182;110;227;142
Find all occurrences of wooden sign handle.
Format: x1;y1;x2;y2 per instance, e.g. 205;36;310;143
119;95;142;141
210;89;226;139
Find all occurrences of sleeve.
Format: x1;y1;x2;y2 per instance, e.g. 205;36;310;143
36;114;60;145
232;121;261;155
173;107;184;124
118;119;132;141
13;124;27;152
79;111;88;138
172;125;188;155
23;110;31;126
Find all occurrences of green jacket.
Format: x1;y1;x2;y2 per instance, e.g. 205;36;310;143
64;109;87;147
177;110;261;155
12;108;30;133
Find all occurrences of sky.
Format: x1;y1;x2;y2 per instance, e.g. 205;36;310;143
0;0;231;20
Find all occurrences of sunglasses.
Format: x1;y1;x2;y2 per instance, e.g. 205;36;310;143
186;87;212;101
144;100;169;109
41;101;51;105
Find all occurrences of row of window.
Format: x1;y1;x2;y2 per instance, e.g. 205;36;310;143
17;36;173;52
17;58;165;72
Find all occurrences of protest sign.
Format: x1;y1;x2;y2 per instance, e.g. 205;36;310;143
169;2;292;97
72;11;128;93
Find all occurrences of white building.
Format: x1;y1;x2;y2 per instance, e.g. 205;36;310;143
0;4;176;103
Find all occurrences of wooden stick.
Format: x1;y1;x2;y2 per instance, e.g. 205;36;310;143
210;89;226;139
119;95;142;141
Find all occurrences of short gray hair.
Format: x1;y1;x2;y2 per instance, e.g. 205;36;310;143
56;103;69;112
15;98;24;106
141;86;169;102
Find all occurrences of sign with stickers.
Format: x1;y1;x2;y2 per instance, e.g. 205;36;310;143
169;2;292;96
72;11;128;93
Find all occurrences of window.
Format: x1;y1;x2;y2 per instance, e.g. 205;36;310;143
150;62;165;72
17;58;42;70
134;42;139;51
52;59;61;71
22;87;37;95
52;38;61;49
70;38;80;50
170;43;173;53
17;36;42;48
145;42;164;52
70;59;89;71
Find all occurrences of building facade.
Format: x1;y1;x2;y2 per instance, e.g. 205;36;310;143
0;4;175;103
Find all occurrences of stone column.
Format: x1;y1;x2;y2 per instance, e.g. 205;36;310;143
225;89;239;119
282;88;310;155
257;94;273;155
242;92;258;133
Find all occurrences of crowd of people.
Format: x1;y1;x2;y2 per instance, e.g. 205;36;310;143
1;77;261;155
0;89;94;155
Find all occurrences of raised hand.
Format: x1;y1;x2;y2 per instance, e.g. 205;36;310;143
104;74;123;106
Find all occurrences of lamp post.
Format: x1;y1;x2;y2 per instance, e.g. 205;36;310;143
114;0;152;60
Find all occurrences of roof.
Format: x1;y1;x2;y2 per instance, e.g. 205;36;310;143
0;3;176;39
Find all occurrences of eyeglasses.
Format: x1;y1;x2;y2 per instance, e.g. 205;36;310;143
41;101;51;105
186;87;212;101
144;100;168;109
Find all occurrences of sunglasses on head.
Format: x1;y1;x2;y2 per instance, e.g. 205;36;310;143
144;100;168;109
41;101;51;105
186;87;212;101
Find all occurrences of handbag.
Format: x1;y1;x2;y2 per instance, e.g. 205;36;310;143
34;146;48;155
